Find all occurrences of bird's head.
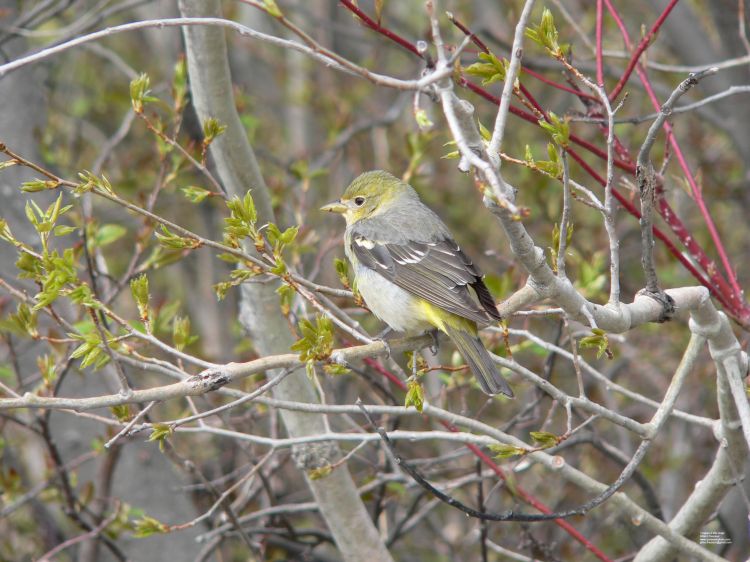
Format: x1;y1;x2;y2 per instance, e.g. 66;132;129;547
321;170;412;225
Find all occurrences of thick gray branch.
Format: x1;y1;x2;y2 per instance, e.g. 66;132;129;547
177;2;393;561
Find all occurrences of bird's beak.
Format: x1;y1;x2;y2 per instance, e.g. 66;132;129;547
320;200;348;214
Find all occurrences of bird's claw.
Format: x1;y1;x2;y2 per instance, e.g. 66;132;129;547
373;337;392;359
428;329;440;355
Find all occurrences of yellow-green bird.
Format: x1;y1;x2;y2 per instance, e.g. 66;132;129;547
322;171;513;397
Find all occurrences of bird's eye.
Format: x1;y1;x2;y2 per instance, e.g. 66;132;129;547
354;197;365;206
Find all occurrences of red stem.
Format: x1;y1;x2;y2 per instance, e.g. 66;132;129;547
602;0;747;317
607;0;679;102
338;0;749;323
360;347;614;562
524;67;600;102
463;76;734;309
338;0;424;59
460;440;613;562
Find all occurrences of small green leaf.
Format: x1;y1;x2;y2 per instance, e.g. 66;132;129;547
172;315;198;351
488;443;527;459
172;56;188;110
37;354;57;386
130;73;151;113
530;431;559;449
276;283;294;315
290;315;334;362
308;465;333;480
323;363;350;376
94;224;127;247
202;117;227;145
579;329;612;359
130;274;151;331
180;186;211;203
147;423;173;452
414;108;433;130
133;515;168;538
21;179;59;193
334;258;350;289
404;379;424;412
154;225;200;250
110;404;133;422
525;8;569;57
538;112;570;148
54;225;77;237
262;0;283;17
0;303;39;337
70;332;109;370
224;191;257;242
465;51;507;86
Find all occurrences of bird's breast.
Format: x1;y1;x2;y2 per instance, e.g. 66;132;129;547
354;266;432;333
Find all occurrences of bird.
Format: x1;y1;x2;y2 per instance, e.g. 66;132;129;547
321;170;513;397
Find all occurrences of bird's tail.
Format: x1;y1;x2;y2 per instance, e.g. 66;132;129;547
443;324;514;397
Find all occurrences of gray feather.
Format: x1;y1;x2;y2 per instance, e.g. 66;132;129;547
443;324;513;397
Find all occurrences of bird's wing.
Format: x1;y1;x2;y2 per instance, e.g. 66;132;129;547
350;234;500;325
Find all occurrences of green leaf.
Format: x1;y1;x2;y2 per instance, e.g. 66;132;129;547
276;283;294;315
37;354;56;386
530;431;559;449
0;303;39;337
172;315;198;351
130;73;152;113
180;186;211;203
54;225;77;237
334;258;350;289
94;224;127;247
70;332;109;370
465;51;507;86
538;112;570;148
279;225;299;246
262;0;283;17
404;379;424;412
224;191;257;242
414;108;433;130
130;275;151;331
323;363;350;376
525;8;569;57
202;117;227;145
172;56;188;109
133;515;168;538
579;329;611;359
290;315;334;362
154;225;200;250
147;423;173;452
308;465;333;480
21;179;59;193
488;443;527;459
110;404;133;422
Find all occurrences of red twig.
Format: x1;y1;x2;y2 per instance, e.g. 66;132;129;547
460;438;612;562
524;67;600;102
607;0;679;102
338;0;424;59
338;0;749;323
461;76;733;309
602;0;748;320
359;351;613;562
447;10;490;54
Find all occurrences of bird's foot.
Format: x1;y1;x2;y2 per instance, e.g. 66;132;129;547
426;329;440;355
371;327;394;358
